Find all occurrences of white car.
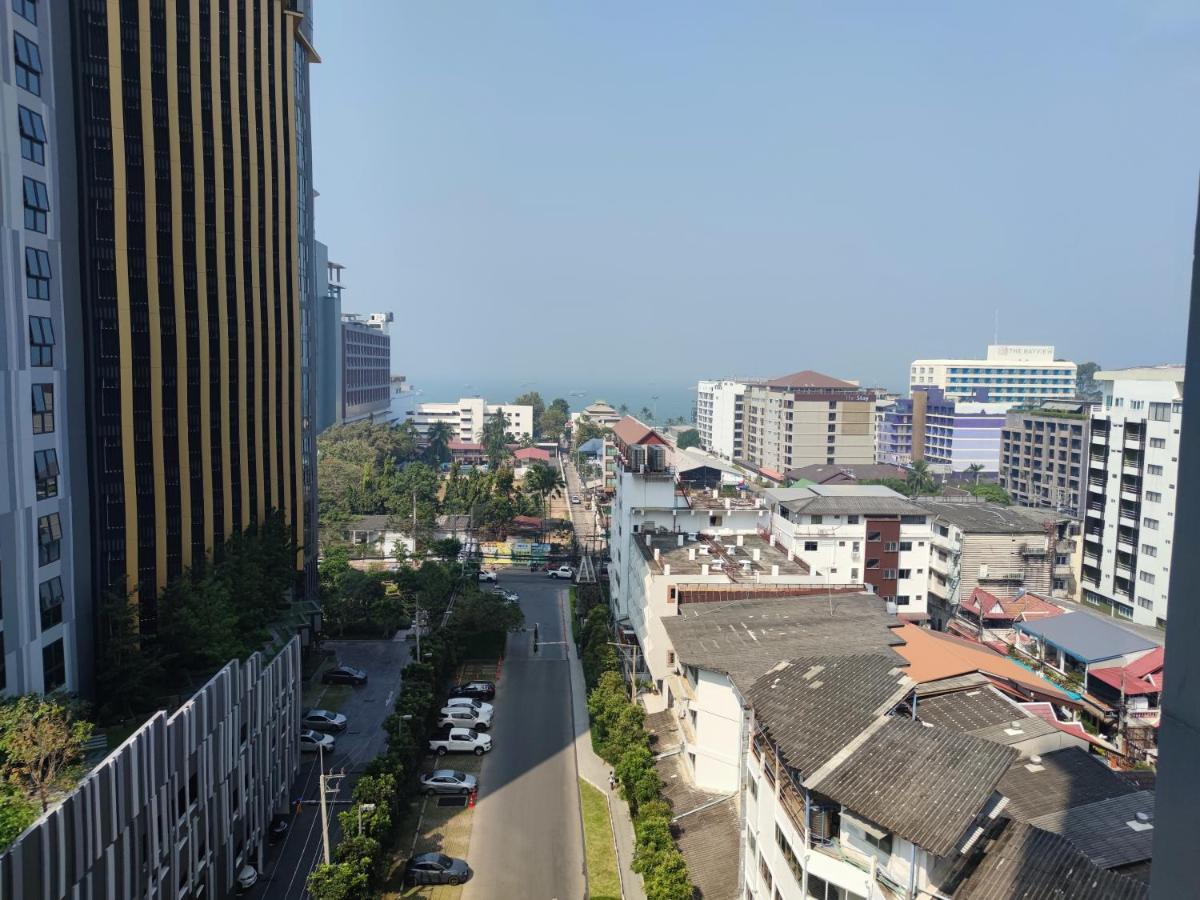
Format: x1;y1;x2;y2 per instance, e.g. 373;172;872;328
428;727;493;756
438;706;493;730
489;587;519;602
444;697;494;717
300;729;336;753
237;865;258;890
548;565;574;579
477;570;497;583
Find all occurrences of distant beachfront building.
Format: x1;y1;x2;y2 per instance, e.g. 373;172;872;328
910;345;1077;405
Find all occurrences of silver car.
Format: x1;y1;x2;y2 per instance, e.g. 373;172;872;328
302;709;347;733
419;769;478;796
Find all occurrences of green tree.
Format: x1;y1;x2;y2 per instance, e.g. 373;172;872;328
524;462;565;519
157;570;246;672
676;428;701;450
425;421;454;467
480;412;512;467
0;696;93;812
639;406;654;423
618;403;630;415
966;483;1012;505
0;781;37;849
573;420;610;449
965;462;984;485
905;460;937;497
306;862;370;900
94;584;164;721
539;406;568;441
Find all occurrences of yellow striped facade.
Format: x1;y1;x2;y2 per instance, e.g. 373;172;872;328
81;0;311;611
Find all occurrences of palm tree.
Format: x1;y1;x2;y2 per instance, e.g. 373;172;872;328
618;403;629;416
426;421;453;467
966;463;984;485
905;460;937;497
639;406;654;423
524;462;565;521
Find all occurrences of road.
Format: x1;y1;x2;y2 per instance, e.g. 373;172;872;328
559;457;606;555
260;640;411;899
463;570;585;900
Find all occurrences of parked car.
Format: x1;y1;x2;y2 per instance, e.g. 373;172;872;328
403;852;473;886
571;495;581;504
438;706;493;730
302;709;347;733
419;769;478;796
268;815;291;844
449;681;496;701
444;697;494;717
428;726;493;756
299;729;336;753
489;587;519;602
548;565;574;579
477;570;497;583
236;866;259;891
322;665;368;686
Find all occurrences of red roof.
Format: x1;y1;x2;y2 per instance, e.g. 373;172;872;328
448;440;483;451
612;416;666;448
765;370;858;390
1021;702;1112;748
514;447;551;461
960;587;1065;622
1089;647;1164;696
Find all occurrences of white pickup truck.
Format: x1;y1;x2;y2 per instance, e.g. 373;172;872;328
428;726;493;756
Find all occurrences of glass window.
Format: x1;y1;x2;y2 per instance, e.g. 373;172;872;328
1139;571;1156;585
29;315;54;366
34;447;58;499
32;383;54;433
1146;491;1162;503
42;638;65;691
39;576;64;631
13;0;37;23
1141;544;1157;558
18;105;46;164
37;512;61;565
804;541;818;552
1148;464;1163;476
1143;517;1159;531
1150;438;1166;449
23;176;49;232
13;33;42;95
25;247;51;299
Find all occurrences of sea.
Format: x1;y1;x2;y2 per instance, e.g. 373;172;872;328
389;375;698;425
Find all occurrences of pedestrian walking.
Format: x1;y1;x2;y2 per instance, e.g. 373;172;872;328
608;771;616;791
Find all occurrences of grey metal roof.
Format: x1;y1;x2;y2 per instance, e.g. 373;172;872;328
654;749;740;900
998;747;1138;822
917;686;1059;746
812;716;1018;858
769;487;927;516
749;654;911;779
662;593;905;692
1027;791;1155;870
951;821;1149;900
914;672;993;696
1014;612;1157;664
918;499;1063;533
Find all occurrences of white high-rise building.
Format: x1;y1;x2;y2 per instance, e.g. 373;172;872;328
0;0;81;696
1080;366;1184;628
695;379;758;460
410;398;534;442
910;345;1077;405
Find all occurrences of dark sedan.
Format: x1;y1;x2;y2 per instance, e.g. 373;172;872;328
448;680;495;701
404;852;473;886
321;665;368;686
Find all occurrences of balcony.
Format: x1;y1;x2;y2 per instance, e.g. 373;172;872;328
1091;431;1108;445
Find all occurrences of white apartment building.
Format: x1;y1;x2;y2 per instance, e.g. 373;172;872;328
695;379;758;460
409;398;534;442
0;0;81;696
764;486;935;619
1080;366;1184;628
910;345;1077;405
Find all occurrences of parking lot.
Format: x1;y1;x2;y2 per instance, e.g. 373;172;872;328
260;639;412;899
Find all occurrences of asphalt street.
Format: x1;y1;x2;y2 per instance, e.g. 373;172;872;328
462;570;585;900
260;639;411;900
560;458;605;554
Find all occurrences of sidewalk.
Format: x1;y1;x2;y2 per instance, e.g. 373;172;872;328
563;595;647;900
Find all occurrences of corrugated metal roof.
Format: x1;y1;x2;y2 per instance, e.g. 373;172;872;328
918;499;1063;533
1027;791;1155;870
1015;613;1158;663
812;717;1017;857
998;747;1138;822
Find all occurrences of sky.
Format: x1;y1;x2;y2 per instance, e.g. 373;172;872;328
310;1;1200;399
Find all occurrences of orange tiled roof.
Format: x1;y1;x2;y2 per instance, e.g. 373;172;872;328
894;623;1068;699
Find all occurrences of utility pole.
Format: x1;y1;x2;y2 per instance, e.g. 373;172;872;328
317;745;345;866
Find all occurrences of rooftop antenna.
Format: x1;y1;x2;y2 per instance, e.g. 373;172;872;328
993;309;999;345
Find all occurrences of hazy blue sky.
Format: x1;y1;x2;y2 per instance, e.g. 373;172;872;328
310;1;1200;396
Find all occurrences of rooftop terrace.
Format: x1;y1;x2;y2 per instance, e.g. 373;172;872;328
636;531;809;577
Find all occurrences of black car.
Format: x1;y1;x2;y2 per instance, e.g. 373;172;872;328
322;665;368;686
404;853;473;886
448;680;495;701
